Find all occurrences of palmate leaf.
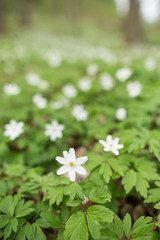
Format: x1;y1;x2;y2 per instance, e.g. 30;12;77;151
122;169;136;194
89;186;111;204
87;205;114;239
102;214;158;240
43;187;64;206
99;163;112;183
0;196;34;239
149;138;160;161
64;211;88;240
64;182;84;201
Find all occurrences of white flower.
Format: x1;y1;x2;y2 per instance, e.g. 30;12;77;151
144;57;156;71
38;80;49;90
86;63;98;76
78;77;91;92
116;108;127;121
100;73;115;90
46;53;62;68
127;81;142;98
115;67;132;82
51;97;69;110
56;148;87;182
4;120;24;140
45;120;64;141
62;84;77;98
26;72;40;86
99;135;124;155
32;94;47;109
72;104;88;121
3;83;20;95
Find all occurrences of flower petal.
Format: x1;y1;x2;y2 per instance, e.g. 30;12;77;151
57;166;69;175
112;149;119;155
117;144;124;149
99;139;107;147
69;148;76;161
113;137;119;144
63;151;71;162
76;156;88;165
74;166;87;175
68;169;76;182
56;156;67;165
106;135;112;143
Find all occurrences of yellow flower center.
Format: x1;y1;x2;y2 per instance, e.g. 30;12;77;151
69;162;74;167
109;143;112;147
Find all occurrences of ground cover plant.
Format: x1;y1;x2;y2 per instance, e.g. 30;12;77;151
0;34;160;239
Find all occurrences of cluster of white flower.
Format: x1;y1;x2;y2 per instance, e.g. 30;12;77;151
86;63;98;76
56;134;124;182
126;81;142;98
78;77;91;92
26;72;49;90
144;57;156;72
100;73;115;90
72;104;88;121
62;84;77;98
45;53;62;68
3;83;21;96
116;67;132;82
4;119;64;142
32;94;47;109
51;97;69;110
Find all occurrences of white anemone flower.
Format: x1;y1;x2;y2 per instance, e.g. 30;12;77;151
45;120;64;141
62;84;77;98
86;63;98;76
72;104;88;121
100;73;115;90
32;94;47;109
3;83;20;96
99;135;124;155
26;72;40;86
4;120;24;140
115;67;132;82
127;81;142;98
78;77;91;92
116;108;127;121
51;97;69;110
144;57;156;71
56;148;88;182
38;80;49;90
46;53;62;68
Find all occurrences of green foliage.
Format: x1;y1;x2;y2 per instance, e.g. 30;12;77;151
0;33;160;239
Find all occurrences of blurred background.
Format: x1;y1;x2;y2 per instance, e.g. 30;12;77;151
0;0;160;45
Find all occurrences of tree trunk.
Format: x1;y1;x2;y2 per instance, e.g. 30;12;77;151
125;0;142;43
0;0;6;35
19;0;31;26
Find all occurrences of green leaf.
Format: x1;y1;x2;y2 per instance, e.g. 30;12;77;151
87;205;114;239
0;215;11;229
87;213;101;239
149;139;160;161
32;225;46;240
145;188;160;203
0;181;7;197
108;158;124;176
123;213;132;239
122;169;136;193
131;216;153;237
0;195;19;217
44;187;64;206
64;211;88;240
64;183;84;201
40;212;63;228
3;218;18;239
135;174;149;198
89;186;111;204
99;163;112;183
15;199;34;218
